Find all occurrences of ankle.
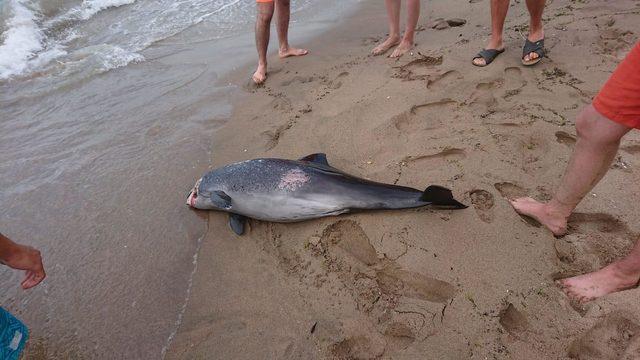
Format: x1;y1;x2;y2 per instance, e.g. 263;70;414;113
546;199;573;220
387;34;401;42
401;35;414;45
488;36;503;49
278;44;290;53
528;25;544;40
609;261;640;282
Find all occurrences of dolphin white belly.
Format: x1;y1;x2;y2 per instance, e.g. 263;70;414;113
229;192;351;222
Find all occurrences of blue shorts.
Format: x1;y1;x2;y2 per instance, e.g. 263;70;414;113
0;307;28;360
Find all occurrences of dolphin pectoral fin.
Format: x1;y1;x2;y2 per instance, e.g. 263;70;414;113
322;209;350;217
211;190;232;209
421;185;468;209
299;153;329;166
228;213;247;235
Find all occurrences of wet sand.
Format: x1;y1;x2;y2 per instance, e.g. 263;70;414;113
166;0;640;358
0;1;357;358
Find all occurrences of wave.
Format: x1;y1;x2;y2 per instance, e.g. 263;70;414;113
0;0;310;82
75;0;135;20
0;0;46;79
0;0;138;80
47;0;136;25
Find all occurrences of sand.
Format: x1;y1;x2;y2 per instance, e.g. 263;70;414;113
166;0;640;358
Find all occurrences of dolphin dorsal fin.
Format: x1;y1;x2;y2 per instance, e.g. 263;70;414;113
299;153;329;166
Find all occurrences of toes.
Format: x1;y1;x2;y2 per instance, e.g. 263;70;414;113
252;73;266;84
524;52;539;63
472;58;486;66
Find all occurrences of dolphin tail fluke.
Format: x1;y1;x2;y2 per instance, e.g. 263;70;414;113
420;185;467;209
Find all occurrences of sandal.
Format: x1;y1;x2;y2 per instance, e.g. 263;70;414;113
522;38;545;66
472;48;505;67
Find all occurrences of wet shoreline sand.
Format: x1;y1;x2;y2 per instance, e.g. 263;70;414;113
1;1;359;359
168;0;640;358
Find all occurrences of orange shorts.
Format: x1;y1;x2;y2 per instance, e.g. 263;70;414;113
592;42;640;129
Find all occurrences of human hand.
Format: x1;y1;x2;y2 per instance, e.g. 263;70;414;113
2;244;46;289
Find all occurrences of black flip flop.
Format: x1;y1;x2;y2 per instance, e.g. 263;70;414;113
472;48;505;67
522;38;545;66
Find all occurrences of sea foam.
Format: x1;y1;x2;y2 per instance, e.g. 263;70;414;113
0;0;45;79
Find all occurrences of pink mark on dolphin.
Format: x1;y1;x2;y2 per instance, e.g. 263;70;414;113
278;168;310;191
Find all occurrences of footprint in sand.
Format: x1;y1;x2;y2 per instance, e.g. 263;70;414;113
494;182;528;200
270;95;293;113
502;67;526;100
390;99;458;132
375;266;456;303
470;79;503;109
469;189;495;223
394;55;443;81
328;71;349;90
555;131;576;146
568;312;640;360
280;75;315;87
262;128;282;151
261;120;295;150
597;28;635;60
384;321;416;351
330;335;385;359
426;70;463;90
315;219;454;350
320;219;379;266
568;213;631;236
553;214;635;276
499;303;529;335
504;67;526;90
319;220;456;305
402;148;466;168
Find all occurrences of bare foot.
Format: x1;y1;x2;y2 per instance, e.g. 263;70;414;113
371;35;401;56
557;263;640;303
473;38;504;66
279;47;308;58
252;64;267;84
509;197;568;236
389;40;413;58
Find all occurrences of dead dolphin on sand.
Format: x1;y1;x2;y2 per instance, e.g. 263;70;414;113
187;153;467;235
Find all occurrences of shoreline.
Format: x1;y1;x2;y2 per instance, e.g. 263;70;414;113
168;0;640;358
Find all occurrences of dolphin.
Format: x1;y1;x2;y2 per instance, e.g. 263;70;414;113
187;153;467;235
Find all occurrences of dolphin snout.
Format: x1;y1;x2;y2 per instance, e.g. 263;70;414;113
186;179;202;208
186;190;196;207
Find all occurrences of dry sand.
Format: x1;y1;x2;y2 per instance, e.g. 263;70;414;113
166;0;640;358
